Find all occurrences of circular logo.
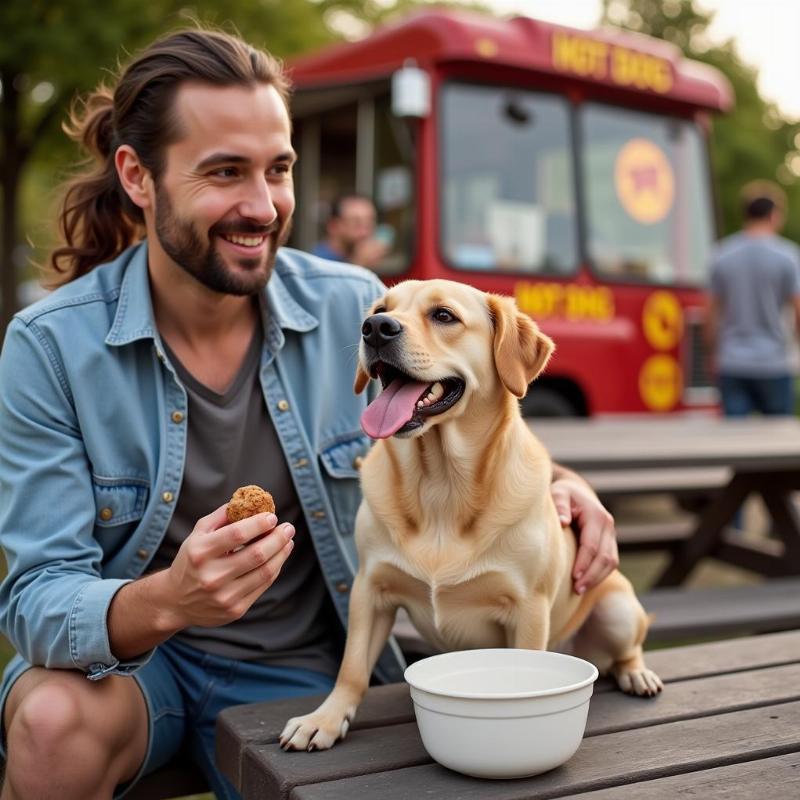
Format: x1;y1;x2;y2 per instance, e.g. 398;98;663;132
614;138;675;224
639;355;682;411
642;291;683;351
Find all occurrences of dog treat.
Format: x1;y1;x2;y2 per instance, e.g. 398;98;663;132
226;485;276;522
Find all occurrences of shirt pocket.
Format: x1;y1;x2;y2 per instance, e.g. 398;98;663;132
318;433;371;539
91;477;149;558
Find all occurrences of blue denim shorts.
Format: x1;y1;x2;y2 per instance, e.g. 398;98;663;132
0;639;336;800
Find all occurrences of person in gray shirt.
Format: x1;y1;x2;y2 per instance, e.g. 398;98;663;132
706;181;800;416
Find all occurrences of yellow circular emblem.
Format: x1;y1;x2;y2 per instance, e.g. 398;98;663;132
642;291;683;351
614;138;675;224
639;355;682;411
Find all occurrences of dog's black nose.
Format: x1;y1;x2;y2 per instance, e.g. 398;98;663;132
361;314;403;349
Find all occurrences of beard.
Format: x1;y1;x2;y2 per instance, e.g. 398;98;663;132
154;184;291;296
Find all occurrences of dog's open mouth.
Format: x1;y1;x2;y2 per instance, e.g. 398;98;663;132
361;361;465;439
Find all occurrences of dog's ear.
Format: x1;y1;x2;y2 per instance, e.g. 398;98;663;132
487;294;555;398
354;363;371;395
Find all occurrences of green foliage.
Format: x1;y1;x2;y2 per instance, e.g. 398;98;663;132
602;0;800;244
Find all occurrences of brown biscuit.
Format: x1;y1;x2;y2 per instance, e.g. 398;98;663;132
226;485;276;522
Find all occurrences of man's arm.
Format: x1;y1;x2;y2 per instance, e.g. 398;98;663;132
550;463;618;594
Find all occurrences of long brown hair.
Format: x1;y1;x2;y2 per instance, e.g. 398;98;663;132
49;27;291;286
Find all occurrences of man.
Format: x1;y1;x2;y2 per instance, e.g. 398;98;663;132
706;181;800;416
0;28;617;800
312;193;390;269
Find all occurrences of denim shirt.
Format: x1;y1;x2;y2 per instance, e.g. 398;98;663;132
0;242;405;684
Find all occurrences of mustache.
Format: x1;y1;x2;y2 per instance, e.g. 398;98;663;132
210;220;281;237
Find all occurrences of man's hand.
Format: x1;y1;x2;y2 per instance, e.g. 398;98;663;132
108;504;296;660
352;238;389;269
550;471;619;595
161;504;296;630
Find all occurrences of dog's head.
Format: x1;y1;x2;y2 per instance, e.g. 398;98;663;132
355;280;554;439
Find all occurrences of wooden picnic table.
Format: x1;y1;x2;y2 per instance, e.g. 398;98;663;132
531;416;800;586
216;629;800;799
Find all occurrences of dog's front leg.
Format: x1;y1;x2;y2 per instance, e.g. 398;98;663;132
280;571;396;751
511;592;550;650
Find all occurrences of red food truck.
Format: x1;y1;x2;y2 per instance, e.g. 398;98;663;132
287;9;733;416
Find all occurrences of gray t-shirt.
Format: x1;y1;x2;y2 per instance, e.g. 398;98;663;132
149;328;341;676
710;232;800;377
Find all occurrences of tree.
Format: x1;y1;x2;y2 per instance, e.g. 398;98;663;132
601;0;800;243
0;0;425;335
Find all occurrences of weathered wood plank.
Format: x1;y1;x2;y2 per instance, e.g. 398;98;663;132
238;657;800;800
586;662;800;735
643;578;800;641
287;701;800;800
218;631;800;790
583;467;730;498
556;752;800;798
217;682;413;790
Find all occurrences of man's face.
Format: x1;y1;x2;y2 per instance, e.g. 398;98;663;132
151;82;296;295
330;198;377;257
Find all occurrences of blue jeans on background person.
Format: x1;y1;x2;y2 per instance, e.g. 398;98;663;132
718;373;795;530
718;373;795;418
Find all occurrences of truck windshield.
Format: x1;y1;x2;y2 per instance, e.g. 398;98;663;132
440;81;578;275
580;103;714;286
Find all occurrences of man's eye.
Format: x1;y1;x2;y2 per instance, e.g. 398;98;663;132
270;164;292;176
432;308;458;323
212;167;238;178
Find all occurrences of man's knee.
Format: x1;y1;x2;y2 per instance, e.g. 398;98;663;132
9;681;91;756
4;671;149;793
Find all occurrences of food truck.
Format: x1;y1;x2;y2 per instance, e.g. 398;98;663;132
287;9;733;415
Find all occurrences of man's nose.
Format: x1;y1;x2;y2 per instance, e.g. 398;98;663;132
239;177;278;224
361;314;403;349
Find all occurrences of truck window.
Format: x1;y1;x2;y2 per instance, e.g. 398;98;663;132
580;103;714;286
440;82;578;276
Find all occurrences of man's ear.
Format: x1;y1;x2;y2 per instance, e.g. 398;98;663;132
354;363;371;395
487;294;555;398
115;144;154;211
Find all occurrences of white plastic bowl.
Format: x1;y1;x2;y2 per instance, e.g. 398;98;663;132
404;648;598;779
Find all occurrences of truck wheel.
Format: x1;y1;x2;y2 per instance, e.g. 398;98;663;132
520;388;577;418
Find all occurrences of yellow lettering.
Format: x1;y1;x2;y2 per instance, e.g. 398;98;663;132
552;33;608;79
611;47;672;93
517;283;615;322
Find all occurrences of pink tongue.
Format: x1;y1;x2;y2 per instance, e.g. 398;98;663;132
361;378;431;439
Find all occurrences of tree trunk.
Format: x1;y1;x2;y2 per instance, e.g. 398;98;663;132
0;69;21;340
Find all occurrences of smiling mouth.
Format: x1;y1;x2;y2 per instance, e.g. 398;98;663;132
361;360;465;439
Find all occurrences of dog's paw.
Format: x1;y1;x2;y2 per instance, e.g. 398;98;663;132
615;666;664;697
279;709;353;751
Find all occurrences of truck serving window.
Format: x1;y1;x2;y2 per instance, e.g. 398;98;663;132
440;82;578;275
580;103;714;286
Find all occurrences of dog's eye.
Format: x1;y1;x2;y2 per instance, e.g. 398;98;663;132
432;308;458;324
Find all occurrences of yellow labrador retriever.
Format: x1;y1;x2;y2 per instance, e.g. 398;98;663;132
280;279;662;751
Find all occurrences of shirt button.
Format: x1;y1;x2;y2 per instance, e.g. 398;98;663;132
293;457;309;468
99;507;113;522
335;581;349;593
353;456;364;470
171;411;184;423
312;510;326;519
137;548;149;559
162;491;174;503
277;400;290;412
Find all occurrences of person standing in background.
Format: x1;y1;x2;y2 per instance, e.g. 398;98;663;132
312;193;390;269
706;180;800;417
